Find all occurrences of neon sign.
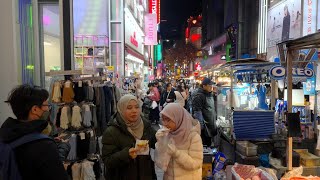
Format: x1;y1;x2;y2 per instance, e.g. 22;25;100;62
149;0;160;24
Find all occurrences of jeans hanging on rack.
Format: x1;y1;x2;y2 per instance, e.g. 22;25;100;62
91;106;98;131
99;86;106;133
103;86;112;125
74;82;85;103
50;103;59;124
67;134;77;161
82;105;92;128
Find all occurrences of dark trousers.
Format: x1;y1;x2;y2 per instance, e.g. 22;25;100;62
201;129;212;147
149;107;160;123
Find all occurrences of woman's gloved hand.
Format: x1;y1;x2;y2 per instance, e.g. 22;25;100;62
156;131;165;141
167;143;177;157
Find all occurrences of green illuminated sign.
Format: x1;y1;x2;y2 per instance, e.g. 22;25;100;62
154;44;162;61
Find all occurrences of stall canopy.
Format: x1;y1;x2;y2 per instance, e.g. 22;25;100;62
277;32;320;171
217;58;277;71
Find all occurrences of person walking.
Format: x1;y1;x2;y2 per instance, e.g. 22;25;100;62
174;85;187;108
147;83;161;124
155;103;203;180
102;95;157;180
160;83;176;111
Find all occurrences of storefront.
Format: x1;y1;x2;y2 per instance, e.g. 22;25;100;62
266;0;320;62
124;3;146;78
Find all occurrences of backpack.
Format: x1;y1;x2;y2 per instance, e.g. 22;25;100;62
0;133;51;180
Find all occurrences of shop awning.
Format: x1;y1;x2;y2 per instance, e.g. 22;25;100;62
202;33;227;51
125;46;145;61
201;51;226;70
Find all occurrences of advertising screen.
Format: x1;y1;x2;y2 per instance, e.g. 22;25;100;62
267;0;302;48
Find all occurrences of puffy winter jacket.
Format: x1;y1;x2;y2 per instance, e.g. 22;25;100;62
102;114;157;180
160;122;203;180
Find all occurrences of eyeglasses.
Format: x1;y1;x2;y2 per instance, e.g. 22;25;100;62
41;104;52;110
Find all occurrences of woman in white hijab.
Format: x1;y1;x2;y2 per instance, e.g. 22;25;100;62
155;103;203;180
102;94;156;180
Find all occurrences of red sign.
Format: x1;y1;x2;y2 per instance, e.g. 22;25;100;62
149;0;160;24
130;32;138;47
195;63;202;71
190;34;201;42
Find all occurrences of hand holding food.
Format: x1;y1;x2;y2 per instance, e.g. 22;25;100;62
129;148;138;159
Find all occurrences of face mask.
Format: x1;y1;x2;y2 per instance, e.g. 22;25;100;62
39;110;50;121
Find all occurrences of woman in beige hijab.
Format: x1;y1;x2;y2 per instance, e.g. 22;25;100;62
102;94;157;180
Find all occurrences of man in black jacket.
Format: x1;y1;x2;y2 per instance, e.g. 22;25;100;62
192;78;216;146
0;85;68;180
160;83;176;110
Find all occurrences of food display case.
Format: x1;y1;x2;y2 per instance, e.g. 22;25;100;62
214;59;277;142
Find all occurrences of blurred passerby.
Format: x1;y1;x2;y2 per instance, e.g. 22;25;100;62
160;83;176;111
147;83;160;124
174;85;187;108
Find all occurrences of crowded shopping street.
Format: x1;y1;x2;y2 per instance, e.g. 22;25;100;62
1;0;320;179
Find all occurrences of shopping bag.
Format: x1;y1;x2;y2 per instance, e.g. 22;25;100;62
151;101;158;109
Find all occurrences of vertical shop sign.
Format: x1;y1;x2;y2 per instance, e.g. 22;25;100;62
149;0;160;24
144;14;157;45
318;0;320;30
154;44;162;61
303;0;317;35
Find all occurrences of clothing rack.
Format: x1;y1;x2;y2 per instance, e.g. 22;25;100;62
45;70;82;76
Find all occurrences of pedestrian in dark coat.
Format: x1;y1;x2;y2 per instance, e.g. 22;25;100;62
102;94;157;180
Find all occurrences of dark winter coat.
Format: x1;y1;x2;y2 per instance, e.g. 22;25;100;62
160;90;176;106
102;114;157;180
0;118;68;180
192;88;217;137
281;14;290;41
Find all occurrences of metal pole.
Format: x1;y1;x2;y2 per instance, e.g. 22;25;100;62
287;49;293;171
271;79;276;110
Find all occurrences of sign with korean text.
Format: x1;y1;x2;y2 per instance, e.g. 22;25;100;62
303;0;317;35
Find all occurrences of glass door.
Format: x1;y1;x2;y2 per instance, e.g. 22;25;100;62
38;1;62;89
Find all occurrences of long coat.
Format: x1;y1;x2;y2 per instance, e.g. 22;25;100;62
102;114;157;180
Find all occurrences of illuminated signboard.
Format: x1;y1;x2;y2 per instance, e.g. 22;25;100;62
149;0;160;24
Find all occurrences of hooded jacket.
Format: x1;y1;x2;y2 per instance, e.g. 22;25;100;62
0;118;68;180
102;114;157;180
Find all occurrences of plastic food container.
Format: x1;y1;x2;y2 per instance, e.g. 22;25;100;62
236;141;258;157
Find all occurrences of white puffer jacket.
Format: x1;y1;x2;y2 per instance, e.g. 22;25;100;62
163;122;203;180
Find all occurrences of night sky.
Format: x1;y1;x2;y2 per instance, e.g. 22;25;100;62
160;0;202;40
